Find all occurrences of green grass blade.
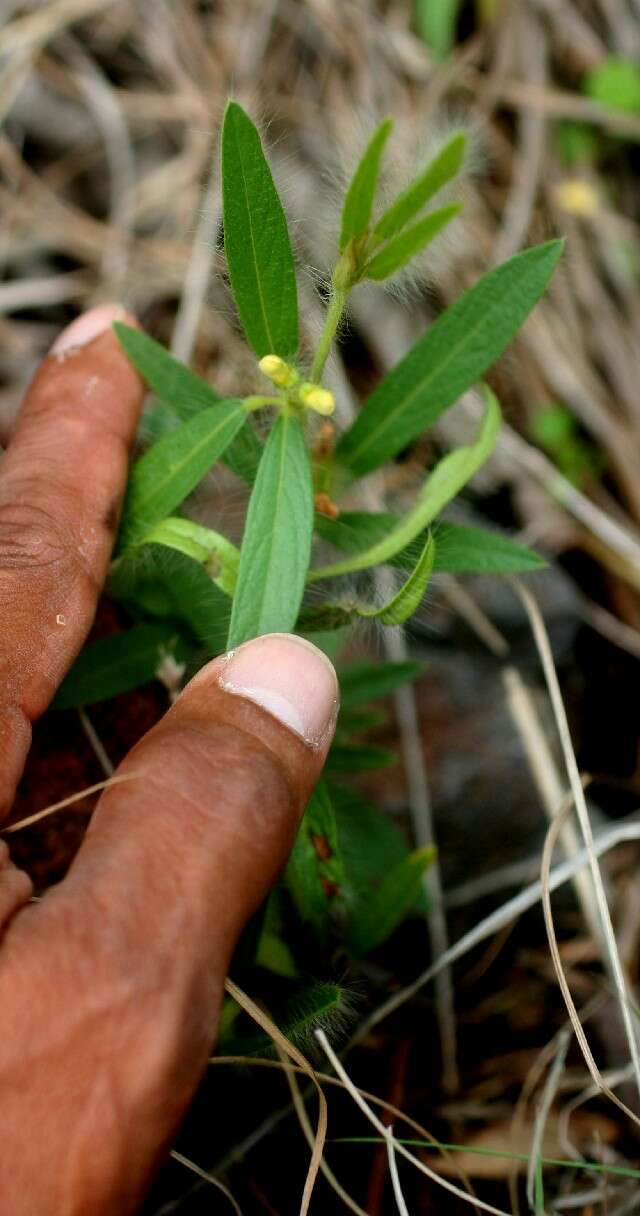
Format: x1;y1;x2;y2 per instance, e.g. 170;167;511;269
119;399;246;547
336;239;563;478
372;132;467;243
227;413;313;647
52;622;189;709
339;117;393;252
222;101;298;358
312;387;501;581
364;204;460;280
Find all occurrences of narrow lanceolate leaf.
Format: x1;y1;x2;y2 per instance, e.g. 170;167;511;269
52;623;189;710
119;399;246;548
316;513;545;574
339;117;393;252
372;131;467;244
339;659;423;709
326;744;398;773
300;535;435;631
222;101;298;358
347;845;435;957
114;323;262;483
110;545;231;657
336;239;563;477
312;387;501;581
141;517;239;595
228;413;313;647
415;0;462;61
364;204;460;280
114;323;223;411
370;533;435;623
286;780;345;946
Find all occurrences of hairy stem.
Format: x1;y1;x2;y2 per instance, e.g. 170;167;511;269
310;287;347;383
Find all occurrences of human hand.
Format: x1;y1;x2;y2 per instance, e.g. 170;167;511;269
0;305;338;1214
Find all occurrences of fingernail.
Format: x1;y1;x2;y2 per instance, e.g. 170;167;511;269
50;303;130;354
218;633;339;749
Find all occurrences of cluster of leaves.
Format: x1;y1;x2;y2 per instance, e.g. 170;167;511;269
56;102;561;1045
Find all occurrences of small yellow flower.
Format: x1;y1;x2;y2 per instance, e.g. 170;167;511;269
299;383;336;416
554;179;599;218
258;354;297;388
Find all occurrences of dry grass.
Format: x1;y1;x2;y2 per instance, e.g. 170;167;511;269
3;1;640;1212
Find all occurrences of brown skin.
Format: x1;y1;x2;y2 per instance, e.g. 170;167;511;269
0;322;332;1213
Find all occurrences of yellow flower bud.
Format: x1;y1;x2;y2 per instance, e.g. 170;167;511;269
299;383;336;416
258;354;296;388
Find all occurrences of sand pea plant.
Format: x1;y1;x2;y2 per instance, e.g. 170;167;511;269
55;102;562;1041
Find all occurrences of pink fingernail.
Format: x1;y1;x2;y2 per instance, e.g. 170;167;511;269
50;303;129;354
218;633;339;749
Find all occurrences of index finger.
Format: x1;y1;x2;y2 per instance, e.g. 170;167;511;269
0;305;144;815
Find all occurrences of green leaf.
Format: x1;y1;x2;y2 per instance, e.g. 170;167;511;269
299;535;435;632
140;517;239;595
115;322;222;411
339;117;393;253
415;0;462;60
316;512;544;574
52;622;189;709
313;387;501;580
339;659;423;709
347;845;434;957
228;413;313;647
364;204;460;280
372;533;435;622
331;785;426;916
326;744;398;773
286;780;345;946
583;57;640;115
221;100;298;358
114;323;262;483
119;400;246;547
431;521;545;573
110;546;231;656
372;132;467;243
221;981;345;1056
336;706;389;735
336;239;563;477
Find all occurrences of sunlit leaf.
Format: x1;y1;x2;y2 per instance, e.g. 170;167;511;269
364;204;459;280
339;117;393;252
372;131;467;243
222;101;298;358
119;399;246;547
316;512;545;574
336;240;563;477
114;322;261;483
141;517;239;595
313;387;501;581
228;412;313;646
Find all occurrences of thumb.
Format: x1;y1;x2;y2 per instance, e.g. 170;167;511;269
0;633;338;1216
67;631;339;970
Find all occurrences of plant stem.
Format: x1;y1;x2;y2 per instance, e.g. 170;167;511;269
310;287;347;383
